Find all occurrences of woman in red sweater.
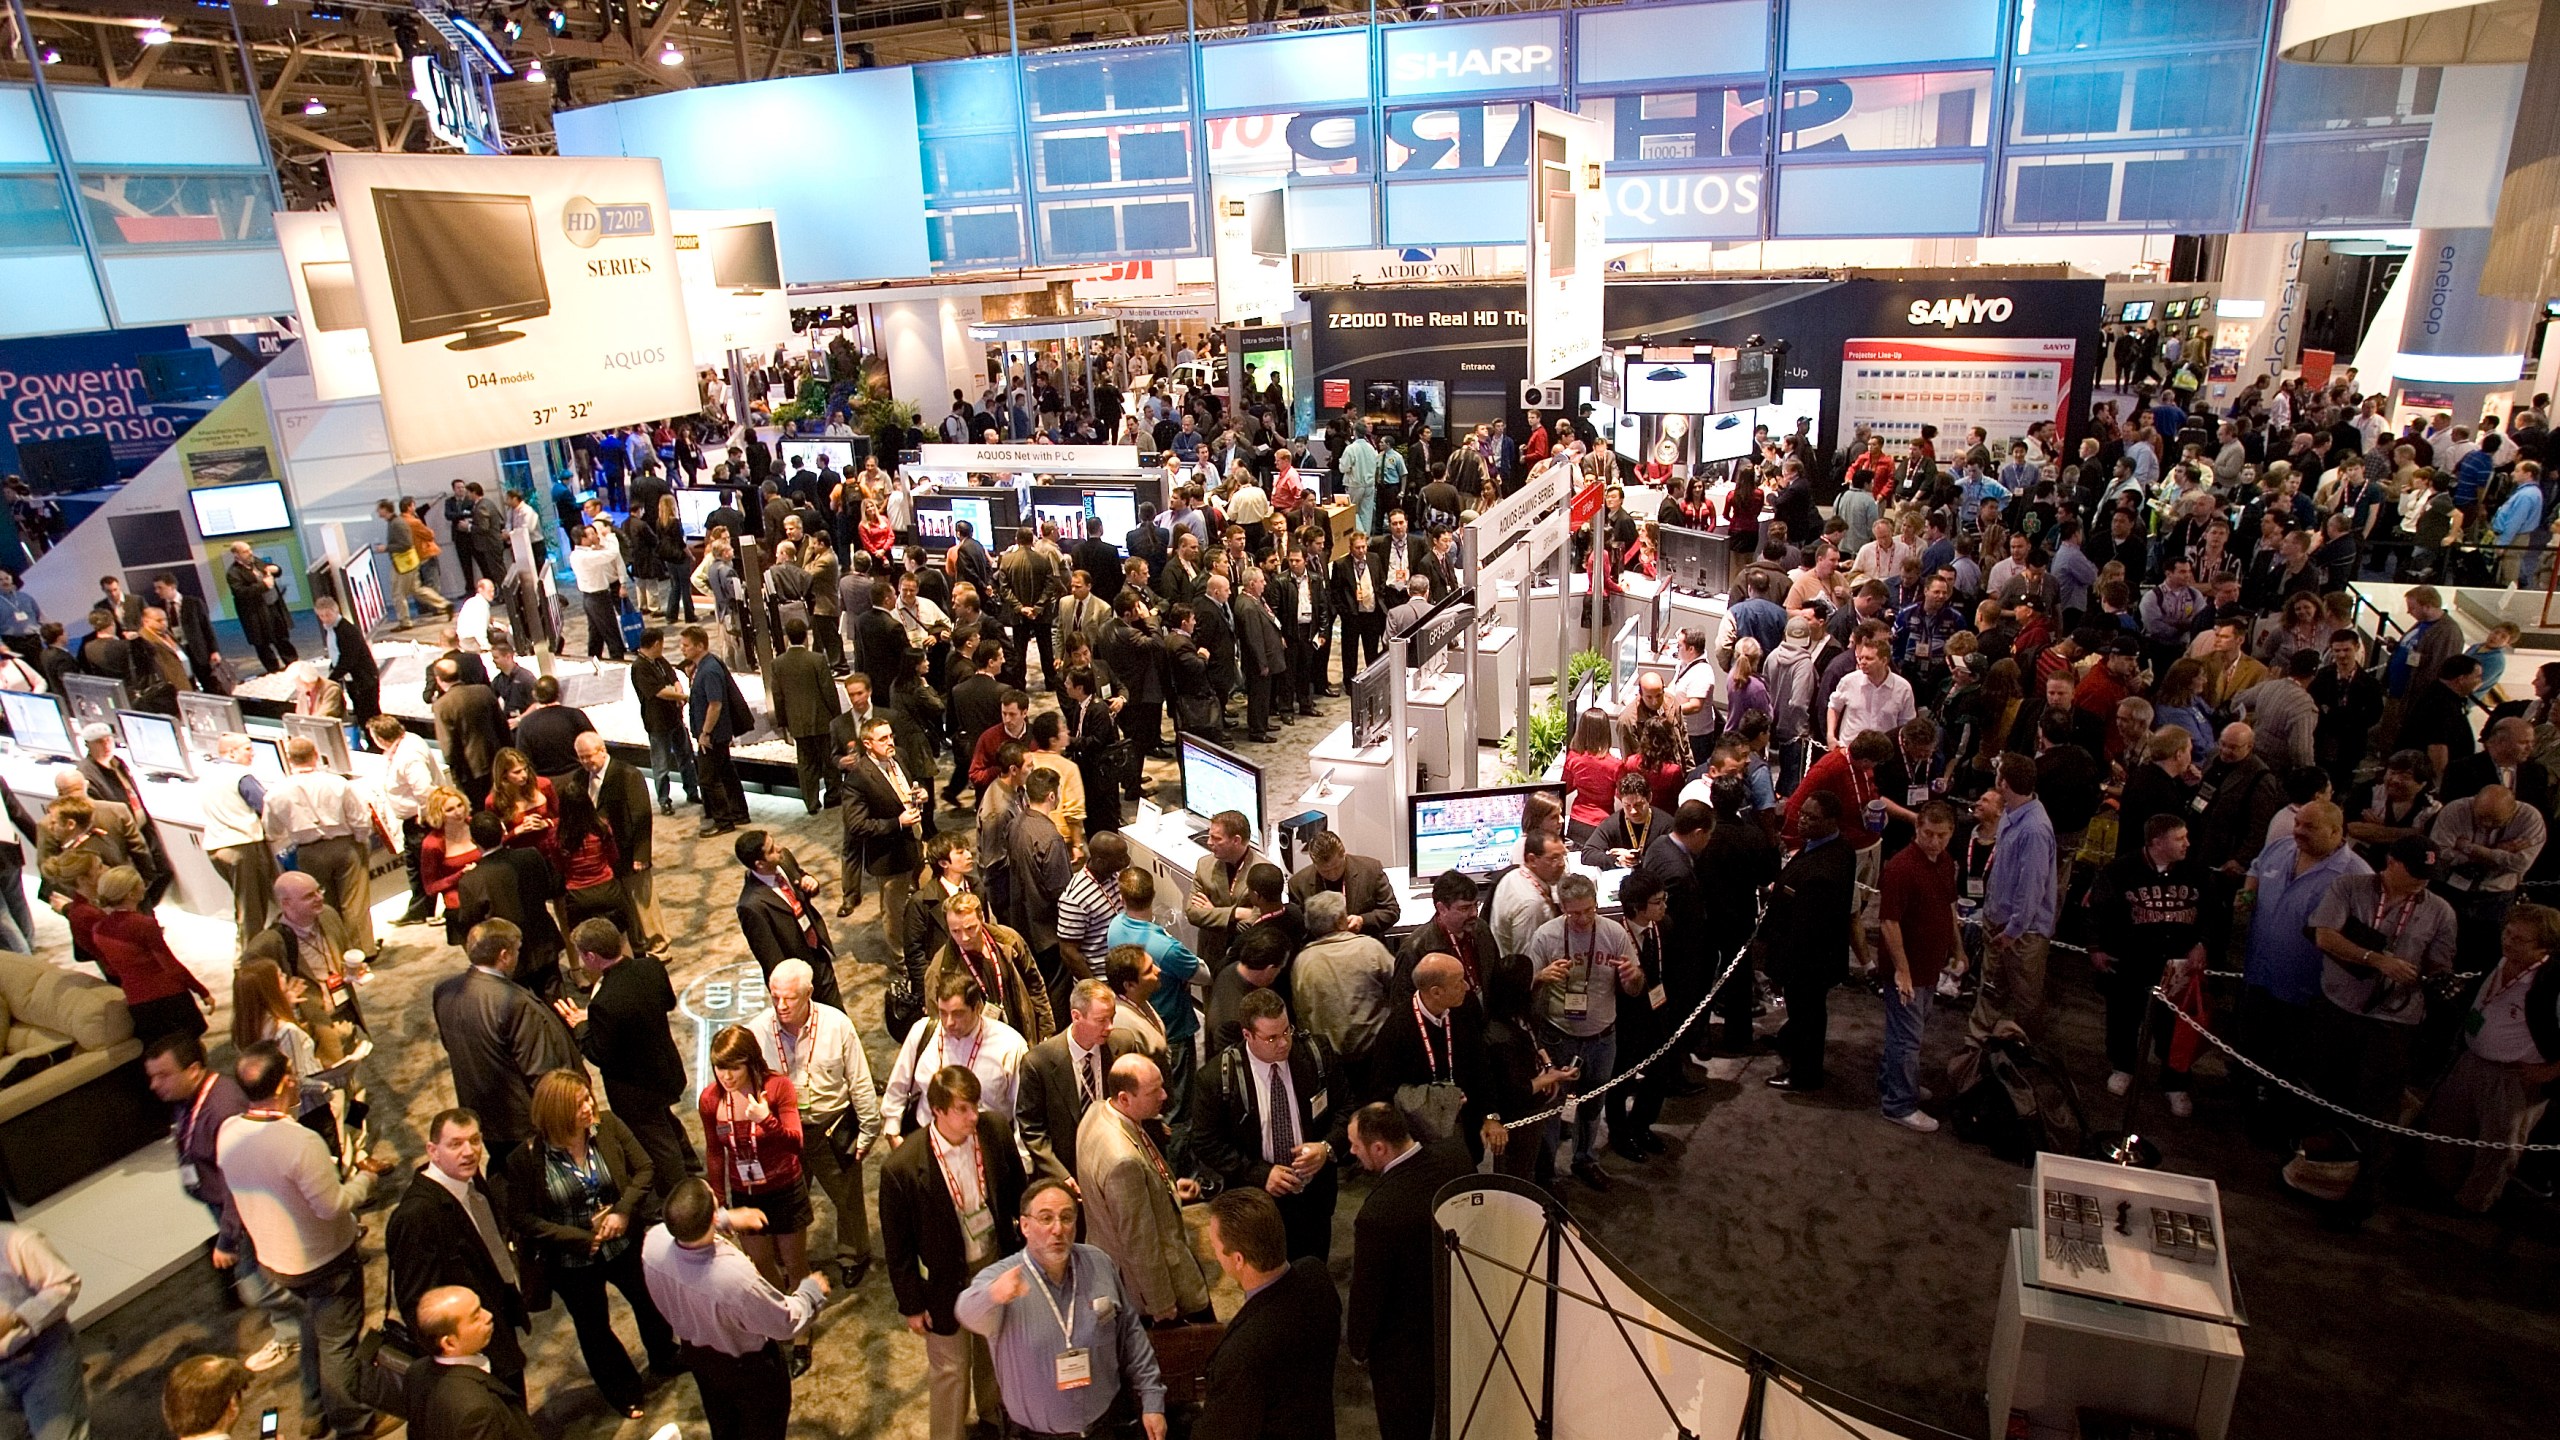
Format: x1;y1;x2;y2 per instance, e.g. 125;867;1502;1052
91;864;210;1042
418;787;480;944
553;787;636;938
487;748;559;859
1561;710;1626;838
700;1024;810;1299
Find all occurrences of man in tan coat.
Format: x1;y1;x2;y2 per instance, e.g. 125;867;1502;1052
1074;1054;1210;1324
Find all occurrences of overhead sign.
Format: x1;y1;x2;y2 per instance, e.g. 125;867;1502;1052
1079;261;1180;300
672;208;791;365
1525;103;1608;383
276;212;379;401
1382;15;1564;99
916;443;1140;474
1211;174;1295;327
327;152;699;465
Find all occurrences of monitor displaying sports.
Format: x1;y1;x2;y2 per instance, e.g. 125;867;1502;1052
1410;785;1567;880
116;709;191;778
0;690;74;758
1179;736;1263;840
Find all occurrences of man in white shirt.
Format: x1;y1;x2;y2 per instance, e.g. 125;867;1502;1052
0;1222;87;1439
747;959;883;1288
456;578;496;653
262;734;380;953
1490;832;1569;959
880;970;1030;1145
217;1043;393;1440
1827;637;1917;748
369;713;446;927
569;524;630;662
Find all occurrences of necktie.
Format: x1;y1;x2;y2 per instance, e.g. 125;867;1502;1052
1081;1048;1101;1105
462;1183;519;1285
1266;1062;1295;1161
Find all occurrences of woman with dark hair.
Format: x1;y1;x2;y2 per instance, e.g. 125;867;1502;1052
553;785;638;938
700;1026;812;1324
1561;710;1623;835
486;747;558;856
1480;952;1571;1184
2258;588;2329;667
1726;470;1762;557
505;1069;679;1420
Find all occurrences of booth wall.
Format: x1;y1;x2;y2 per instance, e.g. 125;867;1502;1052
871;297;987;418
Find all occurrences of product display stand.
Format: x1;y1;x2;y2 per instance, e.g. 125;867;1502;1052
1306;721;1410;867
1404;668;1467;793
1986;1152;2245;1440
1472;622;1522;760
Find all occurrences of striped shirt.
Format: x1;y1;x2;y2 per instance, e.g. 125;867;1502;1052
1058;869;1118;971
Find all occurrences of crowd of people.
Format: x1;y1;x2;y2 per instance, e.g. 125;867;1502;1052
6;348;2560;1440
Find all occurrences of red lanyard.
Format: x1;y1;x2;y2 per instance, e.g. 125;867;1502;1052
1411;996;1449;1082
933;1129;989;1216
941;1026;983;1073
2371;887;2421;946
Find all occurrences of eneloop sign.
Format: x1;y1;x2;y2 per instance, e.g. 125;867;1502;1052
1384;17;1563;97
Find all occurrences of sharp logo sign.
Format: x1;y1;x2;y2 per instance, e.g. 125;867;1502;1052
1908;294;2015;328
1388;44;1557;86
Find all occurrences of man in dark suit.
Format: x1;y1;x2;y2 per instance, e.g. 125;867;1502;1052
432;919;584;1165
508;677;594;782
1198;1188;1341;1440
735;828;844;1011
1329;531;1388;688
387;1110;531;1395
1102;593;1166;767
854;578;915;697
1071;517;1124;605
1160;604;1218;739
2439;715;2556;814
843;716;928;955
453;812;567;999
1286;830;1400;939
432;658;509;807
1194;573;1242;730
1766;790;1859;1092
879;1065;1026;1440
1271;548;1331;715
567;917;696;1197
149;572;225;691
945;640;1009;807
310;592;380;724
1016;978;1120;1183
405;1286;538;1439
948;520;998;600
1187;988;1351;1263
767;617;842;814
1345;1104;1475;1440
1368;952;1496;1159
1234;568;1289;742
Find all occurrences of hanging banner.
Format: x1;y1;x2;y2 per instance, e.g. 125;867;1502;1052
277;212;380;401
174;384;307;621
326;152;699;464
673;208;791;366
1212;174;1295;327
1525;102;1608;383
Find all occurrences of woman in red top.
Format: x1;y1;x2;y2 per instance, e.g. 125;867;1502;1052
487;749;558;860
40;850;107;979
858;499;896;563
700;1024;810;1293
1561;710;1625;838
89;864;211;1042
553;787;637;938
417;787;480;944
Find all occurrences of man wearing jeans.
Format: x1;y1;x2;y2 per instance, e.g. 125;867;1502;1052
629;628;700;814
1878;802;1962;1132
148;1034;302;1376
1527;873;1642;1191
0;1221;88;1439
1963;754;2059;1068
216;1042;393;1440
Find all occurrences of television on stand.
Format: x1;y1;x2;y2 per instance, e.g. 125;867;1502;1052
1177;735;1265;849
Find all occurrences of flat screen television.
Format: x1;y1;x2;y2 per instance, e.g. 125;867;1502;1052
2162;299;2188;320
342;546;389;636
371;187;551;350
706;220;782;293
1726;349;1772;407
1612;614;1644;685
778;438;863;474
0;690;74;759
675;487;726;539
1655;524;1730;594
1409;783;1569;880
1242;188;1287;260
1177;735;1264;844
189;480;293;539
116;708;192;778
62;674;127;733
1349;656;1393;750
2119;300;2153;323
913;493;1009;548
283;712;354;775
1623;360;1716;415
176;690;243;758
248;734;285;786
303;260;365;332
18;434;116;493
1694;410;1757;465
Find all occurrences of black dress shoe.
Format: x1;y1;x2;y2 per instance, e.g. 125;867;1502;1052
840;1254;872;1289
1609;1137;1650;1164
1639;1130;1670;1155
791;1344;813;1378
1570;1159;1613;1191
1248;731;1278;743
1768;1073;1826;1092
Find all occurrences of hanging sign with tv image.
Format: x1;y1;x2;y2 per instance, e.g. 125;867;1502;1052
327;152;700;465
277;211;381;401
673;208;792;366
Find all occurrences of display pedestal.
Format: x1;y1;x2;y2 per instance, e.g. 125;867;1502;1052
1474;624;1523;744
1522;573;1594;681
1986;1155;2244;1440
1307;721;1409;868
1405;669;1467;793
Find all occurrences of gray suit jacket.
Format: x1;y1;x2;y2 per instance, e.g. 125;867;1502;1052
1016;1032;1117;1183
1075;1105;1209;1319
430;966;584;1144
1287;855;1401;939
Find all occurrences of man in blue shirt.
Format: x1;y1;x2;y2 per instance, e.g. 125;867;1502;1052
2239;801;2369;1129
681;625;749;835
0;570;40;656
1106;868;1204;1142
1726;571;1788;657
1964;754;2058;1058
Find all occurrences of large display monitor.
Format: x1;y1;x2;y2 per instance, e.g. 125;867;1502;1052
247;734;286;786
1030;483;1141;554
176;690;243;758
706;219;783;293
283;713;355;775
1694;410;1757;464
778;437;864;474
372;188;551;350
1655;524;1731;594
1612;614;1644;684
675;487;726;539
913;492;1015;548
2118;300;2153;323
1349;656;1393;750
1623;359;1716;415
115;709;192;779
0;690;75;759
188;480;294;538
61;674;128;733
1410;783;1569;880
1178;735;1264;843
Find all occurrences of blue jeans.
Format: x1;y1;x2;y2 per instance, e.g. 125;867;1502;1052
278;1250;372;1437
0;1323;89;1440
648;725;701;805
228;1249;305;1347
1542;1027;1617;1164
1878;981;1927;1118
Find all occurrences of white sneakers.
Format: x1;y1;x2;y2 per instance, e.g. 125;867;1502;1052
244;1338;299;1373
2105;1070;2134;1096
1887;1109;1940;1133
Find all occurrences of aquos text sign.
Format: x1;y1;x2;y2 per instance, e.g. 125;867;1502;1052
327;152;699;465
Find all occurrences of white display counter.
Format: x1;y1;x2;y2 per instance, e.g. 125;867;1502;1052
1473;624;1523;743
1306;722;1409;868
1404;669;1467;793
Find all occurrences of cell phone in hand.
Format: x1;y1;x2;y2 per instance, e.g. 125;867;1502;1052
261;1409;281;1440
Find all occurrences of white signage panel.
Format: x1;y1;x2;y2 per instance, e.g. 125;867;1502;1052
1212;174;1295;327
327;152;699;464
276;211;380;401
917;444;1142;474
673;208;790;365
1525;103;1608;383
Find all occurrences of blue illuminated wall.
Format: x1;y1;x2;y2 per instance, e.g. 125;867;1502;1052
552;0;2442;279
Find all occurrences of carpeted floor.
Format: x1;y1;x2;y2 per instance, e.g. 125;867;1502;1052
49;620;2560;1440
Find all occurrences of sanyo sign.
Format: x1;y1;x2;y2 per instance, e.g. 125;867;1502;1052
1383;18;1562;97
1907;294;2015;328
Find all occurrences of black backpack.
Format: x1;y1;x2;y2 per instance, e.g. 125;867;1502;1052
1952;1036;2086;1163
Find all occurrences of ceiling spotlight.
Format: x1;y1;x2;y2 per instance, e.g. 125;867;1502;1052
524;58;546;81
140;24;173;45
302;98;327;115
657;40;683;66
40;46;60;64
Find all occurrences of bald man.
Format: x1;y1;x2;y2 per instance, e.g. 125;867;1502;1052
2432;783;2549;970
1074;1055;1210;1324
406;1286;537;1437
245;870;368;1032
1369;952;1499;1158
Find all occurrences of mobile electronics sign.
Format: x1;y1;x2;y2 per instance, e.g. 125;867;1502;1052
328;153;698;464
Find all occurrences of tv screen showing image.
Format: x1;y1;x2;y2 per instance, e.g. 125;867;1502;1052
1178;736;1264;841
2119;300;2153;323
116;709;192;778
1694;411;1757;465
1613;615;1643;684
2162;299;2188;320
371;188;550;350
1350;656;1393;750
283;713;354;775
707;220;782;293
1409;784;1568;880
303;261;366;332
1727;349;1773;407
0;690;74;759
189;480;293;539
1405;379;1446;434
778;438;863;474
62;674;127;732
1623;361;1716;415
176;691;243;757
1087;488;1140;548
915;494;1002;548
675;488;725;539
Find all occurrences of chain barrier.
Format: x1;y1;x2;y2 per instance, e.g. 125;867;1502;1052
1498;937;1753;1134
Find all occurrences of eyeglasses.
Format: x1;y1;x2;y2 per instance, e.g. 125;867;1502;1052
1248;1026;1295;1045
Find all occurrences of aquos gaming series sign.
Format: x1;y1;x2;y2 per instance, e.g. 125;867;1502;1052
327;152;699;465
